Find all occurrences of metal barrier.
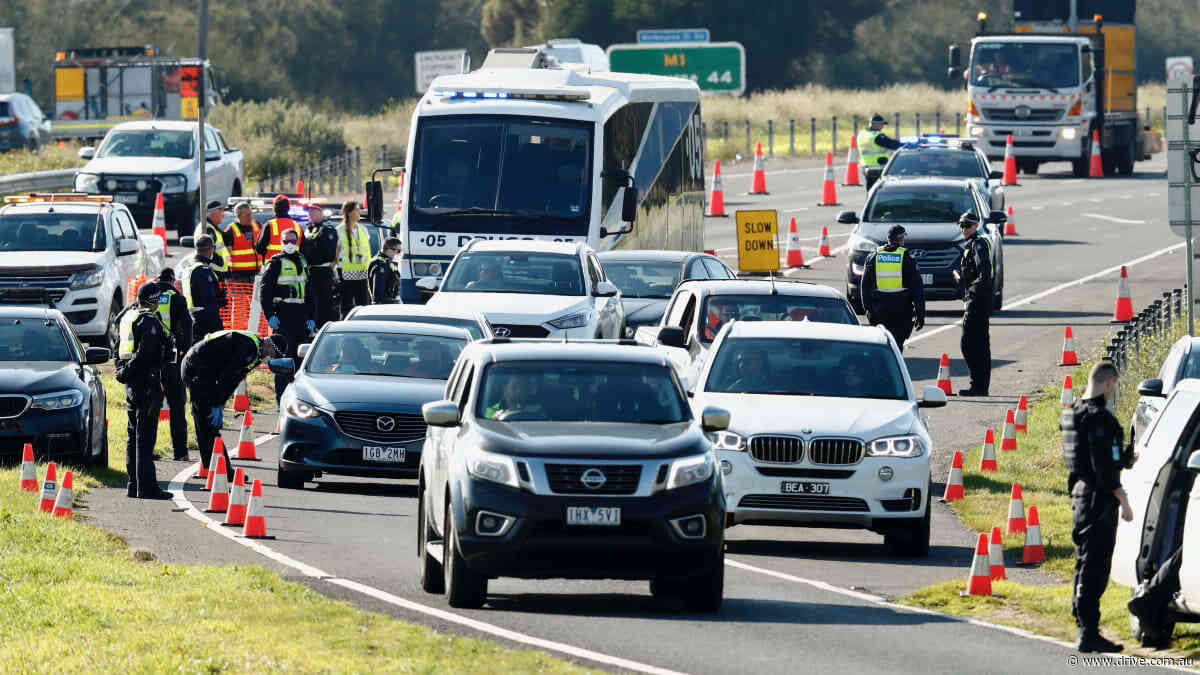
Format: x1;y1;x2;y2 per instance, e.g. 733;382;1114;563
0;168;76;194
1105;288;1185;373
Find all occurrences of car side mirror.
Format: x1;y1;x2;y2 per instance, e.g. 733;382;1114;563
701;406;730;432
423;399;460;427
297;343;311;360
989;170;1004;180
78;146;95;160
118;238;139;255
180;236;195;248
918;385;947;408
416;276;441;292
1189;450;1200;472
836;210;859;224
657;326;686;348
876;156;888;166
366;180;384;223
594;280;619;297
988;210;1007;224
267;358;295;375
84;346;110;364
1137;378;1165;398
205;149;220;161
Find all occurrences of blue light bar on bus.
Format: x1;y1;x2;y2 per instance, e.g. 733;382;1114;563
433;88;590;102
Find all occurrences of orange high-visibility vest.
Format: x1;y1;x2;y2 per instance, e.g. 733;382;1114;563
264;217;302;258
228;221;260;273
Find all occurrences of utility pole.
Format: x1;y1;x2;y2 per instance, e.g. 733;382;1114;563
197;0;209;226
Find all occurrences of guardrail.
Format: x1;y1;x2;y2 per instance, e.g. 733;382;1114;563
0;168;77;194
1107;289;1184;373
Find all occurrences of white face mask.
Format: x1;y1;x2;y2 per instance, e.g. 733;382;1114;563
283;243;298;255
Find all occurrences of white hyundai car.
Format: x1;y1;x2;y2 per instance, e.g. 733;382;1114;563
691;320;946;555
423;240;624;339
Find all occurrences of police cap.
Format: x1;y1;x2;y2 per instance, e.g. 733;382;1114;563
870;114;887;125
887;225;906;242
958;212;980;228
206;200;224;212
136;282;161;307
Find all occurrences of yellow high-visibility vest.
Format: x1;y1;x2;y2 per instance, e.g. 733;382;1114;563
875;246;905;291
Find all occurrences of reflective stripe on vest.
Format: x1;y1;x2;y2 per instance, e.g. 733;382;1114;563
155;289;177;330
875;246;905;291
228;222;260;272
202;329;264;370
275;257;307;302
337;223;371;273
181;259;209;309
204;223;229;274
858;129;888;163
265;218;302;258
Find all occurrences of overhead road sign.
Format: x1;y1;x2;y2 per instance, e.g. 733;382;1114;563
637;28;710;43
607;42;745;96
415;49;468;94
735;209;779;273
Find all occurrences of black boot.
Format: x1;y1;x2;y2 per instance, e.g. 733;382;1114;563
1077;630;1124;653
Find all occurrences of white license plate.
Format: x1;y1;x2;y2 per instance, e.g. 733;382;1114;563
781;481;830;495
362;446;405;463
566;506;621;526
921;274;934;285
115;193;139;204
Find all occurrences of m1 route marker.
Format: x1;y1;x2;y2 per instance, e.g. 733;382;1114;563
735;209;779;273
607;42;745;96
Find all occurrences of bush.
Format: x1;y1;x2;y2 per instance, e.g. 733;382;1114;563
208;100;347;181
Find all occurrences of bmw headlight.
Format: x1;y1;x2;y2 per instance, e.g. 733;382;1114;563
74;173;100;193
548;311;591;330
284;396;320;419
667;453;714;489
706;430;746;451
158;175;187;194
69;266;105;290
31;390;84;411
465;448;520;488
866;435;925;458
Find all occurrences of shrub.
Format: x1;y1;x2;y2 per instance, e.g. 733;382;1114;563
208;99;347;180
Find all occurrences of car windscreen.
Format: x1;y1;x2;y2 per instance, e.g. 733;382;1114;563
887;152;983;179
705;337;907;399
442;251;585;296
0;212;105;252
98;130;194;159
601;261;680;299
0;318;72;361
347;315;485;340
970;41;1079;90
866;188;976;223
305;332;466;379
477;360;688;424
701;294;857;342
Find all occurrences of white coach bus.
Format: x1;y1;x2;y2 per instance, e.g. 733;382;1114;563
394;48;704;303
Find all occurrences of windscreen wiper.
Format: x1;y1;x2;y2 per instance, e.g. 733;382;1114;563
432;207;518;217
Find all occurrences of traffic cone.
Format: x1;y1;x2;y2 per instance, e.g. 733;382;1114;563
204;438;226;491
1088;129;1104;178
1004;206;1018;236
1060;326;1079;366
817;152;839;206
19;443;37;492
749;142;768;195
233;380;250;413
39;462;57;513
242;479;273;539
989;526;1007;581
1111;265;1133;323
296;179;306;197
206;456;229;513
1061;375;1076;407
786;218;808;268
979;428;998;472
817;226;833;257
224;468;248;526
943;450;965;501
1014;395;1029;434
706;159;727;217
936;353;953;395
1006;482;1027;534
52;471;74;519
1000;409;1018;452
234;410;259;460
1022;505;1045;564
965;532;993;596
1002;134;1019;186
151;193;168;255
843;135;861;186
197;460;210;481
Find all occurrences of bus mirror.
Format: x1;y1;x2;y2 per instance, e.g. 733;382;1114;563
365;180;384;223
622;185;639;224
948;44;961;71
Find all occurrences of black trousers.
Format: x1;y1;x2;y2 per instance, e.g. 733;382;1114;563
961;299;992;392
310;267;340;328
161;359;188;459
870;292;913;351
1072;489;1119;632
272;306;310;403
185;384;236;484
339;278;369;317
1135;548;1183;630
125;376;163;496
192;310;224;342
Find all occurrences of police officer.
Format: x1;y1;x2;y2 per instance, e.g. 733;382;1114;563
183;330;284;485
860;225;925;351
193;201;229;276
301;202;341;326
955;212;992;396
337;201;372;315
368;236;402;304
259;227;315;402
114;284;173;499
1061;361;1136;653
857;113;903;171
182;235;227;341
146;268;192;461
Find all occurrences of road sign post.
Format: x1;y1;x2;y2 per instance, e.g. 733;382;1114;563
415;49;469;94
735;210;779;274
607;42;745;96
1167;73;1198;334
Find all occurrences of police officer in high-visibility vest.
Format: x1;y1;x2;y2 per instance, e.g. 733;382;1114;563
223;201;262;283
259;227;315;402
254;194;303;261
146;268;192;460
337;201;372;315
182;330;284;485
369;236;402;304
114;283;173;500
954;212;993;396
301;201;341;327
182;235;226;341
193;201;230;276
860;225;925;351
857;114;903;171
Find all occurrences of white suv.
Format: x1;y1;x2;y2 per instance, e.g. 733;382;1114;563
690;320;946;555
424;240;624;339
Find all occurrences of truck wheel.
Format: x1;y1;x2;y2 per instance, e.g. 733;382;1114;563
884;492;931;557
1072;136;1091;177
418;489;445;594
444;506;487;608
1116;143;1135;175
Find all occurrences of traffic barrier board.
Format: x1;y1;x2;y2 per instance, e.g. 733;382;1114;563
607;42;745;96
735;209;779;273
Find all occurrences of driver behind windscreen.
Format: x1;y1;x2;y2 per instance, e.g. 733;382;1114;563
485;374;547;421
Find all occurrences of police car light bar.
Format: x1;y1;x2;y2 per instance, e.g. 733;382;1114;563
433;88;590;102
4;193;114;204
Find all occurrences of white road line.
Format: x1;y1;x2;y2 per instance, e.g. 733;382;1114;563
1088;198;1103;203
1148;192;1161;197
783;208;810;213
165;457;684;675
1062;202;1073;206
1031;206;1045;211
1083;213;1146;225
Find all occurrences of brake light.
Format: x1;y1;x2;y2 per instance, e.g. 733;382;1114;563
0;115;18;128
1068;99;1082;116
968;100;978;116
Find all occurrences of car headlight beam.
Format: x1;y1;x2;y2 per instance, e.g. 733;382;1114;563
706;430;745;452
866;434;925;458
666;453;714;489
30;390;84;411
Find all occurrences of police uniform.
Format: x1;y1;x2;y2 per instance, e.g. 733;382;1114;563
182;254;226;341
958;226;993;395
195;220;230;276
857;116;903;169
368;252;400;304
861;243;925;350
114;293;171;499
259;247;315;401
148;279;193;460
337;221;372;315
301;219;341;326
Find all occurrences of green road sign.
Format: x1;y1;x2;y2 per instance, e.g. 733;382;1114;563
606;42;745;96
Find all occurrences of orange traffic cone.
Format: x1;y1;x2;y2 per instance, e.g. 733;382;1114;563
151;193;168;256
965;532;993;596
197;460;210;480
52;471;74;518
943;450;965;501
297;179;306;197
204;438;226;491
786;218;808;268
817;226;833;257
234;410;260;461
1004;205;1018;236
936;353;952;395
1112;265;1133;323
1022;505;1045;564
1061;375;1076;407
224;468;248;526
979;428;998;472
1006;482;1027;534
39;462;58;513
19;443;37;491
1002;134;1019;186
206;456;230;513
1000;410;1018;452
989;526;1007;581
707;160;727;217
843;135;861;186
233;380;250;413
1060;326;1079;365
817;152;839;206
1088;129;1104;178
1014;395;1029;433
749;142;769;195
242;479;273;539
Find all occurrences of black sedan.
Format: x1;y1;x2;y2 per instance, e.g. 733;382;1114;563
597;250;736;338
0;307;110;466
270;320;470;489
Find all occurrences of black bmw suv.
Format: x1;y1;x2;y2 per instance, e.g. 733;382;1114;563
418;339;730;611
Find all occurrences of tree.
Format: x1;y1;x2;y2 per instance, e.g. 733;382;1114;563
481;0;544;46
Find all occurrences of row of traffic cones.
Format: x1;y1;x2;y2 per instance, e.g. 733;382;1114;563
198;437;271;538
1050;268;1133;367
965;507;1047;596
16;445;74;518
706;144;845;217
1003;129;1106;182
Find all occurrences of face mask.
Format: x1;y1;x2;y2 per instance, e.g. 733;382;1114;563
283;243;298;255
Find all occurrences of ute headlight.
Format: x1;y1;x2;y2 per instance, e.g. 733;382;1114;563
69;266;104;290
284;396;320;419
31;390;84;410
74;173;100;193
706;430;746;451
1060;127;1077;140
851;236;878;253
867;435;925;458
969;125;985;138
466;448;520;488
158;174;187;194
548;311;590;330
667;453;714;489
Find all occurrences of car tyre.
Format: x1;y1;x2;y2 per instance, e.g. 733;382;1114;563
885;491;931;557
277;466;305;489
683;546;725;613
444;505;487;608
418;488;445;594
106;296;123;352
1116;143;1135;176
